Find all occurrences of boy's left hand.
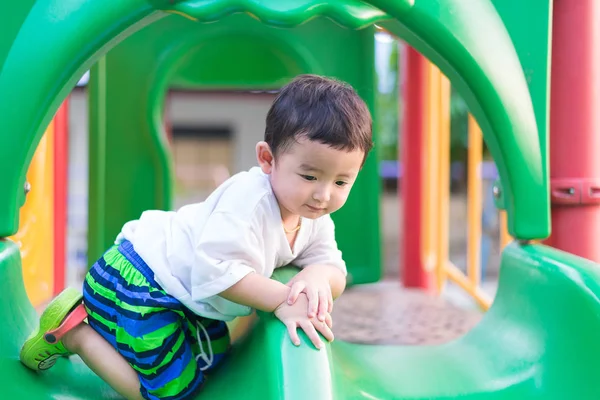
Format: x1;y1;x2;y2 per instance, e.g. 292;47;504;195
286;266;333;322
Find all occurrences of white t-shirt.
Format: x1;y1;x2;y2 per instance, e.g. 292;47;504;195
115;166;346;321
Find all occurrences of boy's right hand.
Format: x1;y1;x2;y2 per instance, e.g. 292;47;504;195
274;293;334;349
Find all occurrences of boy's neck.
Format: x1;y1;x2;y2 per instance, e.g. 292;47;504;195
281;212;301;228
278;204;301;229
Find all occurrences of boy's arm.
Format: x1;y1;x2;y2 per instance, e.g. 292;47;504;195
290;215;347;307
193;210;291;312
219;272;336;350
284;263;346;322
219;273;291;313
292;264;346;299
328;265;347;299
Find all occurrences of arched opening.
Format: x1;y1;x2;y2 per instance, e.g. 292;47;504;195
85;12;382;283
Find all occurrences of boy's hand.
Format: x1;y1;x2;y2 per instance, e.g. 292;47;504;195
286;266;333;322
274;293;334;349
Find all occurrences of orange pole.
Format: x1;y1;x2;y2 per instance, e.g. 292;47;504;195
467;115;482;285
422;63;440;280
499;211;511;249
436;69;451;292
54;99;69;296
427;64;442;290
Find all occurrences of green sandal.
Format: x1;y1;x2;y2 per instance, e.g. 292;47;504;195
20;287;87;371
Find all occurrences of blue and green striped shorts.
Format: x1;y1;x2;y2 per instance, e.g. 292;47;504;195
82;240;230;400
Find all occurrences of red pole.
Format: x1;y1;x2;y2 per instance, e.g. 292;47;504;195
547;0;600;261
401;45;435;291
54;98;69;295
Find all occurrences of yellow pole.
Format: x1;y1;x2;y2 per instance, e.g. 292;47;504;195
467;115;482;285
9;124;55;307
436;69;451;292
446;262;492;310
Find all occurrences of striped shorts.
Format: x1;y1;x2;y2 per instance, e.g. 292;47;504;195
83;240;230;400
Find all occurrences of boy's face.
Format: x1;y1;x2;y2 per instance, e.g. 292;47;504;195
257;137;364;220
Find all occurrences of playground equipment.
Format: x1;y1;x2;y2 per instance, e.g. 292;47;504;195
85;10;381;285
403;57;508;309
3;0;600;399
545;0;600;261
7;101;69;306
401;0;600;310
400;0;554;300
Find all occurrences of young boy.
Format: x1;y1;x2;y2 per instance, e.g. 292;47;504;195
20;74;373;400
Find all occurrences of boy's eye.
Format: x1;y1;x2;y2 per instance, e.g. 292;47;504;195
301;175;317;181
335;181;348;187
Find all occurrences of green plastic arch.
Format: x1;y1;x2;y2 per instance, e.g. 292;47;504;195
84;14;384;284
0;0;548;240
86;18;331;261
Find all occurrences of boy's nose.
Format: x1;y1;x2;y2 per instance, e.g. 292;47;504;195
313;186;331;203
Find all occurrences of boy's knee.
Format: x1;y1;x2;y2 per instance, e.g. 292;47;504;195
61;323;90;353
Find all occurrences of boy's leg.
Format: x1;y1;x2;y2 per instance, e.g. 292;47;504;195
22;294;205;400
229;312;257;344
22;241;207;400
84;241;206;399
62;324;144;400
20;288;144;400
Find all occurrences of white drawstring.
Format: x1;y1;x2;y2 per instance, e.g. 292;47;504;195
195;320;214;371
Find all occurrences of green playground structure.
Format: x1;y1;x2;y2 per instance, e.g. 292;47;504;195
84;10;382;285
2;0;600;398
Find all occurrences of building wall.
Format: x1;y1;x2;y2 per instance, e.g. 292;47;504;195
166;91;275;174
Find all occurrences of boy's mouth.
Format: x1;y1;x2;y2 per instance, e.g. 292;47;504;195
306;205;326;212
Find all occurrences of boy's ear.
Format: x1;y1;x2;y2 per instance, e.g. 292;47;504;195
256;141;274;174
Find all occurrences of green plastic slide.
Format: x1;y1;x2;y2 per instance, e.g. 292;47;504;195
2;239;600;398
